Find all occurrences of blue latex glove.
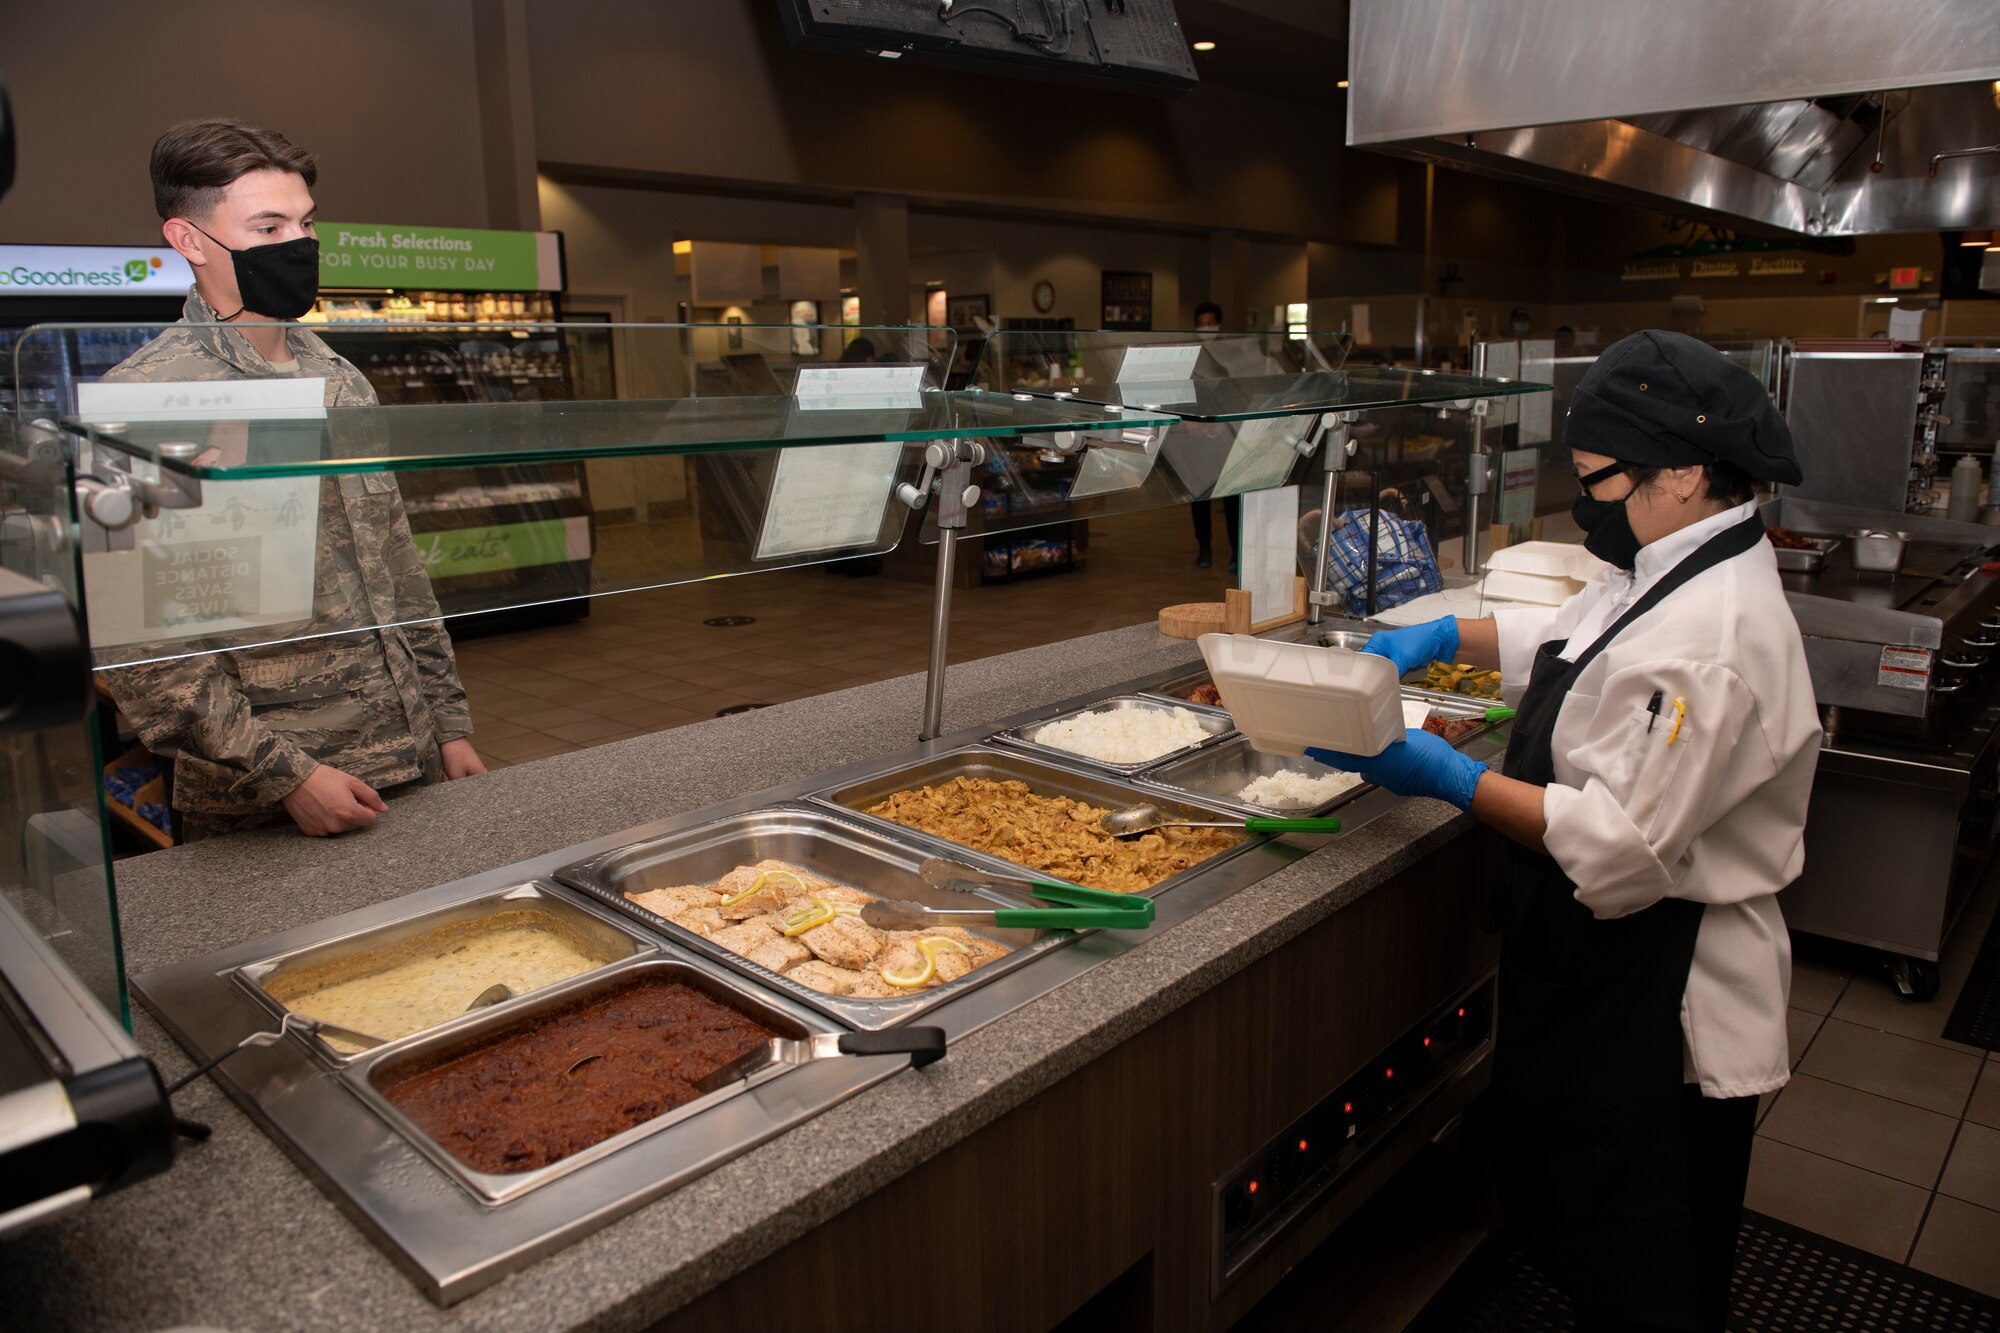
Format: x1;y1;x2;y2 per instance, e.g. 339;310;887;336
1359;616;1459;677
1307;729;1486;811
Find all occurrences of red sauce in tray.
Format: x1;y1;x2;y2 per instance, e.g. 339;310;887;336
376;975;775;1174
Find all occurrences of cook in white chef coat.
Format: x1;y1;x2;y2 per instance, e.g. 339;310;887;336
1313;331;1819;1333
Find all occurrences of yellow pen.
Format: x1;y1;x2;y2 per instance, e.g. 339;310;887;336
1668;697;1687;745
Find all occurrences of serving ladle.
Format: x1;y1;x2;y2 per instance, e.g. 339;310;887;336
1099;803;1344;838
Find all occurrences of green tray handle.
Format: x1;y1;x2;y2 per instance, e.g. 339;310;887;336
1484;706;1517;722
991;880;1156;930
1243;816;1343;834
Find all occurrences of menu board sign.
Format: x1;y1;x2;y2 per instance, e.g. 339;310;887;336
756;441;906;559
75;380;323;648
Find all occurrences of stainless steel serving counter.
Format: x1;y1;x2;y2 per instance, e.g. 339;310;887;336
0;623;1494;1332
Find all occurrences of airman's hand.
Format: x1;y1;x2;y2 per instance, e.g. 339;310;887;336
440;738;487;779
280;764;388;836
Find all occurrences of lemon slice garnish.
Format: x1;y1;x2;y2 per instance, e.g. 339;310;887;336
763;867;809;892
780;898;835;937
918;936;970;956
880;947;936;988
828;901;865;917
717;871;767;908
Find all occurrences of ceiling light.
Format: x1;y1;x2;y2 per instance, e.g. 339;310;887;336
1191;40;1216;51
1336;79;1350;89
1961;229;1994;247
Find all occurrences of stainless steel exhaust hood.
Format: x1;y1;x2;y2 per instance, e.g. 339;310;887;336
1347;0;2000;236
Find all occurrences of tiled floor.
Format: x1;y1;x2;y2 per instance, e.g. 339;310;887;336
1746;865;2000;1300
450;503;1235;769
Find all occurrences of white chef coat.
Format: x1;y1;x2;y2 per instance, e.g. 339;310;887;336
1488;500;1821;1098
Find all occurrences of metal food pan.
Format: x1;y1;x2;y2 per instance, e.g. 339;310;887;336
1139;666;1222;707
1133;735;1373;818
1771;536;1840;572
553;805;1071;1031
348;955;826;1206
815;745;1263;897
1134;696;1491;818
235;883;653;1063
1847;529;1911;574
990;694;1235;775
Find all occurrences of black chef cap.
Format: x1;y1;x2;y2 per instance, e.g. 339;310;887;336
1567;330;1802;484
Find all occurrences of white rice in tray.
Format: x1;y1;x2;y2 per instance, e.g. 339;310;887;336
1236;769;1364;809
1032;705;1213;764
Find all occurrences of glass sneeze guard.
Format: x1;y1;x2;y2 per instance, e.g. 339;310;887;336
7;321;1171;669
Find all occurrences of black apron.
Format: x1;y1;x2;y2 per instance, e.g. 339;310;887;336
1492;513;1766;1331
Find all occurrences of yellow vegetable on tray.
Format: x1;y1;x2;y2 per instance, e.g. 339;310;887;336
1422;662;1503;700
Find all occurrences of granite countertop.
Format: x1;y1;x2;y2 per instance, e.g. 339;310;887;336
2;622;1473;1332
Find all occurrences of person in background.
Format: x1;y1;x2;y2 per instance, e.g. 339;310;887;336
1188;300;1239;569
1309;332;1819;1331
99;118;484;841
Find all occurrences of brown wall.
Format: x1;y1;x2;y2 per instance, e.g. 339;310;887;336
524;0;1397;246
0;2;493;244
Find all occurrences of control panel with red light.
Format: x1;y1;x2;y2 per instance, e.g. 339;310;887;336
1212;975;1495;1290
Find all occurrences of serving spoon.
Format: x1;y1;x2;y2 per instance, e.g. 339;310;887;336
1099;803;1343;838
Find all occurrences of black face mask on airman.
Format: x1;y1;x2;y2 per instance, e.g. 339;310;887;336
191;223;320;321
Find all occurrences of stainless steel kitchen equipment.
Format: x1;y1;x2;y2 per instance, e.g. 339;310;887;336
1347;0;2000;236
817;745;1271;895
131;673;1359;1304
132;879;903;1303
1785;349;1928;513
553;804;1075;1031
989;694;1235;775
1755;496;2000;997
237;881;645;1060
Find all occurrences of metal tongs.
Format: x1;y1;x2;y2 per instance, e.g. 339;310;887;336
693;1026;948;1095
858;858;1156;932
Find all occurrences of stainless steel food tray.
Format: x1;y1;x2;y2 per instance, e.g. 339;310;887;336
236;881;645;1063
1771;535;1840;572
1139;665;1220;706
1133;696;1492;818
989;694;1234;775
1133;735;1373;819
352;956;822;1205
554;805;1076;1031
814;745;1266;896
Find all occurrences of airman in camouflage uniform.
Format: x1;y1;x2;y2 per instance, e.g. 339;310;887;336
99;287;474;840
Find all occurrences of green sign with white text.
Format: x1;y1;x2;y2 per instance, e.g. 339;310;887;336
412;517;589;579
316;222;559;292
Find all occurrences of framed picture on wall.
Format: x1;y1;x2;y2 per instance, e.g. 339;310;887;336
789;299;819;357
946;293;990;332
1101;271;1152;330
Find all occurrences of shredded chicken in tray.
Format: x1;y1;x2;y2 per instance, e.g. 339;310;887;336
626;859;1009;997
863;777;1240;894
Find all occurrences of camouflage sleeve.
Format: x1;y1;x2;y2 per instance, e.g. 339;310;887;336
101;656;320;806
381;491;474;744
333;360;473;742
406;622;473;742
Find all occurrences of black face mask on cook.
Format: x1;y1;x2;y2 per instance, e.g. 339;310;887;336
1571;461;1644;570
191;223;320;321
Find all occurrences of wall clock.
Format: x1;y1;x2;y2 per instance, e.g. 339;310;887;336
1032;279;1056;313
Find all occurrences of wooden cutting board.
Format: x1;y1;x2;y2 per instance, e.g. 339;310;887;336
1158;601;1226;639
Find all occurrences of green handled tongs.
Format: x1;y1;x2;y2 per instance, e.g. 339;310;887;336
858;858;1156;932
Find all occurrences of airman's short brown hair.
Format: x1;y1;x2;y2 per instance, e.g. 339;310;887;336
151;118;317;221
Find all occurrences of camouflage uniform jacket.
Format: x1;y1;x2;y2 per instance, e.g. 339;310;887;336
97;288;473;816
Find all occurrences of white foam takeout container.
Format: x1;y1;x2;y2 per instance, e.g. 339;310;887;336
1197;633;1406;758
